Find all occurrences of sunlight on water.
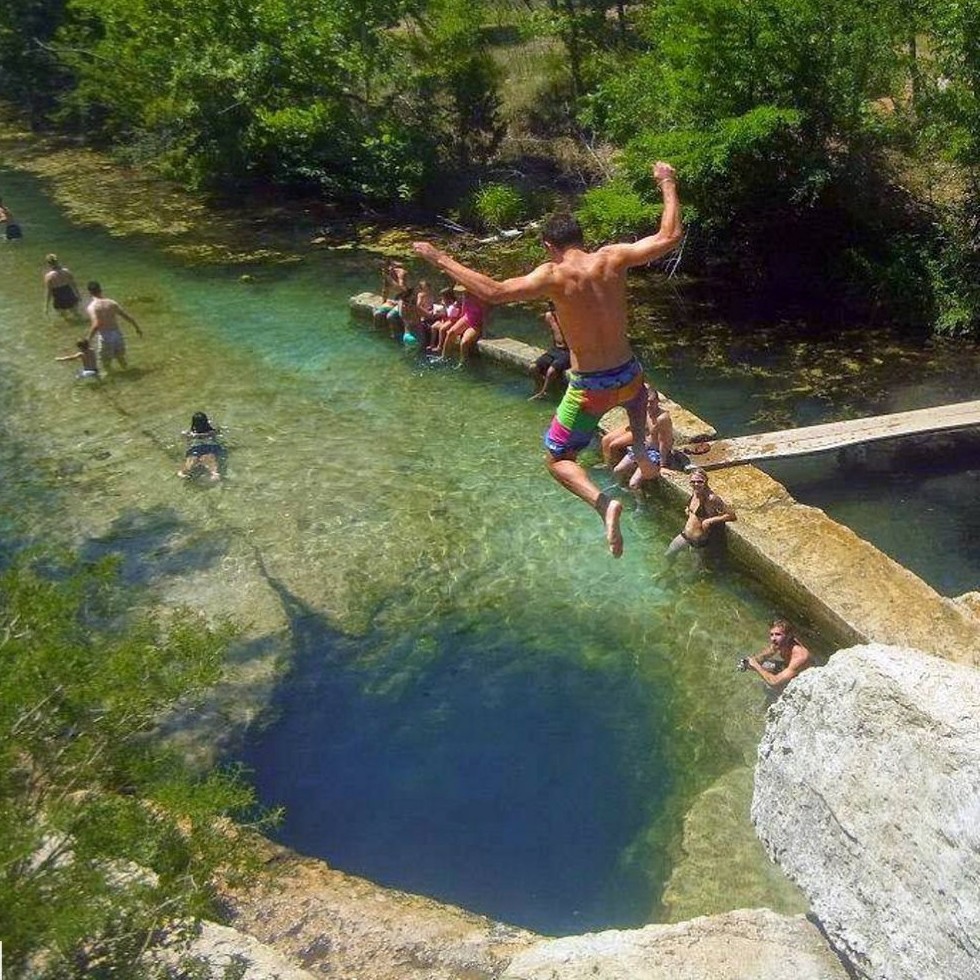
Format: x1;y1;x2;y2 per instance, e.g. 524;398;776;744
0;166;802;934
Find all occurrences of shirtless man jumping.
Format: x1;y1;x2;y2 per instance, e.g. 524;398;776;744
413;161;682;557
86;281;143;371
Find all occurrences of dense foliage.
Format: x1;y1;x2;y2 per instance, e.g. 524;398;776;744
0;550;270;978
4;0;980;331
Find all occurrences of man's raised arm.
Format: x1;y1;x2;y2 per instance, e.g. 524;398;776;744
610;162;683;269
412;242;552;306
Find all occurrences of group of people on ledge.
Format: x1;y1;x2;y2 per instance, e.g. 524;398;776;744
373;261;487;365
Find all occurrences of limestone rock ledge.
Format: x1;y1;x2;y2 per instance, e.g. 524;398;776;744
221;842;538;979
500;909;848;980
753;644;980;980
221;842;849;980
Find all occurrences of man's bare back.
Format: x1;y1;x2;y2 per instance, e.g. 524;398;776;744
87;296;124;331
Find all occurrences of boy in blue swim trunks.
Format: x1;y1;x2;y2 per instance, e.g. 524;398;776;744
413;161;682;556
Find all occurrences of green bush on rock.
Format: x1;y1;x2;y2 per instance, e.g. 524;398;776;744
0;550;273;979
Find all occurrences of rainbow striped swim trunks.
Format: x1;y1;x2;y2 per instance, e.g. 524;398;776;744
544;356;645;457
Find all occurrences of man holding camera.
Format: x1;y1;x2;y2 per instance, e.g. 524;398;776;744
738;618;813;690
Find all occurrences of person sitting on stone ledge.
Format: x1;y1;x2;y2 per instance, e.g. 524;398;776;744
529;300;570;400
738;618;813;689
602;385;675;487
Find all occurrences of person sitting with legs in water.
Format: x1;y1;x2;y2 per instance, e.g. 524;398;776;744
414;279;437;350
665;467;736;556
44;254;81;320
440;286;487;365
55;338;99;380
529;300;570;399
178;412;223;481
427;288;461;357
413;161;683;556
603;386;675;488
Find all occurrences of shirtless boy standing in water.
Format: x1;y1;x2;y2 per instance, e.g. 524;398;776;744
86;281;143;371
413;161;682;557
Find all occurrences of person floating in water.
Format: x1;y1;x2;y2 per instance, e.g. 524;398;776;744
0;198;22;240
86;280;143;372
178;412;223;481
413;161;683;556
54;338;99;380
529;300;570;400
44;254;81;320
665;467;736;556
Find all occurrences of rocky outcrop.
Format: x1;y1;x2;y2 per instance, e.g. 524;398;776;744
155;921;318;979
500;909;849;980
752;644;980;980
222;842;538;980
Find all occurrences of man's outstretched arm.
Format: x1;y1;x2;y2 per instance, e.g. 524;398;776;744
609;162;683;269
412;243;552;306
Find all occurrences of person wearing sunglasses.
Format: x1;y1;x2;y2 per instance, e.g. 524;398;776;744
665;467;736;556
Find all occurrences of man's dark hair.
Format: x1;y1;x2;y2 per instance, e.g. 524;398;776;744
87;281;102;295
541;213;584;249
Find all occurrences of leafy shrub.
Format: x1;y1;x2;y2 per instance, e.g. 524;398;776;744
576;180;658;242
472;182;527;230
0;550;272;978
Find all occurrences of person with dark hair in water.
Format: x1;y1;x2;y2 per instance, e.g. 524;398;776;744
44;254;81;319
413;161;682;557
178;412;223;481
86;280;143;371
0;198;22;240
55;338;99;380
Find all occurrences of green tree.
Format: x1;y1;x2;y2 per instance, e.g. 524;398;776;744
0;0;75;127
0;550;271;978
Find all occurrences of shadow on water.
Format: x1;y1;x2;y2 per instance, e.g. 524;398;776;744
240;552;669;936
79;506;233;586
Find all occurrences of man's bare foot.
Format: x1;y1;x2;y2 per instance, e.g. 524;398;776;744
604;498;624;557
628;468;645;491
177;470;190;479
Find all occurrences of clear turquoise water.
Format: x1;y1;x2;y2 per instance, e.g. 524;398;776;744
0;165;803;935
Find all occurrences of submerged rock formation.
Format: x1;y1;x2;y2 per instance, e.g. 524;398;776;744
753;644;980;980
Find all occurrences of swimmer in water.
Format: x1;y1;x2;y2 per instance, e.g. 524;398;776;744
177;412;223;481
55;338;100;380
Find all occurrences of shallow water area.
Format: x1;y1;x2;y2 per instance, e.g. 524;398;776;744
1;164;804;935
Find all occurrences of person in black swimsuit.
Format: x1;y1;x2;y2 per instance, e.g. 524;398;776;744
177;412;223;482
529;301;571;399
665;467;736;556
44;254;81;319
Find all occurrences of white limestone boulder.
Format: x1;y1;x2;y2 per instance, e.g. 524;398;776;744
500;909;848;980
752;644;980;980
